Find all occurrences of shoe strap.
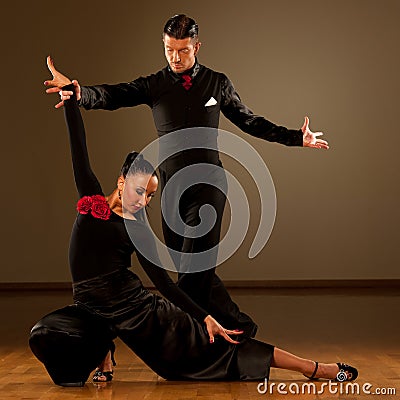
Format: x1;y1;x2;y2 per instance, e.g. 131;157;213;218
309;361;319;379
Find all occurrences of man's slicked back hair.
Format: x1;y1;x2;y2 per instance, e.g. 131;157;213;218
163;14;198;40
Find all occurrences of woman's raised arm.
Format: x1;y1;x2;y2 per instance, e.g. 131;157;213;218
45;57;102;197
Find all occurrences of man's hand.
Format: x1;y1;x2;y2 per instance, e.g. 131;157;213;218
204;315;242;344
301;116;329;149
44;56;81;109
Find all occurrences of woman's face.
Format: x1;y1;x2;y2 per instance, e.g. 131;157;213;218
120;173;158;215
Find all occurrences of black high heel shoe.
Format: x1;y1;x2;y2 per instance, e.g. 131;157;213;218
304;361;358;382
92;342;117;383
335;363;358;382
93;370;114;382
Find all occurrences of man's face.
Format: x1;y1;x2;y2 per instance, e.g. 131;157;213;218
163;34;201;73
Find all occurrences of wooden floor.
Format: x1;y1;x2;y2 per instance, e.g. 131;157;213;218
1;287;399;399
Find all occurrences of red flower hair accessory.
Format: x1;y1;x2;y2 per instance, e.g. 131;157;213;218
77;195;111;220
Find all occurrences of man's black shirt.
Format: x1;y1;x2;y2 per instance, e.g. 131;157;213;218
79;62;303;146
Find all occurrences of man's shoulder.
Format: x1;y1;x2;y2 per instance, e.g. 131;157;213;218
136;66;168;81
199;64;228;80
126;67;170;91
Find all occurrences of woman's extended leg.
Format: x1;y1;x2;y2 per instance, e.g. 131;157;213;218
271;348;356;381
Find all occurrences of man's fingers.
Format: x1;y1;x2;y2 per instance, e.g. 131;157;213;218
45;88;73;96
72;80;81;100
316;138;328;145
309;140;329;149
45;86;60;93
54;100;64;109
301;116;309;132
313;138;329;148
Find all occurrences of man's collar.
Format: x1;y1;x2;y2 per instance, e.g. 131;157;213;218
167;58;201;82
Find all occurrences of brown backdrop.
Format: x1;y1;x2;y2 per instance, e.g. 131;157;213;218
1;0;399;283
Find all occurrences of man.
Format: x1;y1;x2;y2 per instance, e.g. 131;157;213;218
46;14;328;338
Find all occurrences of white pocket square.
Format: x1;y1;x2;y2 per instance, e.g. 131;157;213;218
205;97;217;107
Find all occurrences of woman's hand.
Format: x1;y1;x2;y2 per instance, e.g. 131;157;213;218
44;56;81;108
204;315;243;344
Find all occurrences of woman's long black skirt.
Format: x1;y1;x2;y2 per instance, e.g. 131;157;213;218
72;268;274;381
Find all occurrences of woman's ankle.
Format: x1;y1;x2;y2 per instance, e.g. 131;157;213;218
96;351;113;372
303;360;317;377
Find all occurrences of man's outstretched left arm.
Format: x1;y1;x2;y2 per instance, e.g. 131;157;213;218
220;74;328;149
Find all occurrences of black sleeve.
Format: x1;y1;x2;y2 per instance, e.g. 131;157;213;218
63;84;103;197
220;74;303;146
79;76;151;111
131;222;209;322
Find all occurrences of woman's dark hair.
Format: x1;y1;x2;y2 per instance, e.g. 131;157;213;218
163;14;198;40
120;152;158;179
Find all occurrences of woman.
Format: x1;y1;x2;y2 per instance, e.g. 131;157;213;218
32;57;357;386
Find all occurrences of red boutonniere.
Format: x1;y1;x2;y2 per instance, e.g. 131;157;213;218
77;195;111;220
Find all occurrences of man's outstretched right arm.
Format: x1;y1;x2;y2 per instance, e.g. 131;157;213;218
79;78;151;110
46;71;151;110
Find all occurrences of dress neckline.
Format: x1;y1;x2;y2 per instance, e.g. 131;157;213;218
110;209;145;224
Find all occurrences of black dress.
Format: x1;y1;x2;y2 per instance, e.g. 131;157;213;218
31;85;274;384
